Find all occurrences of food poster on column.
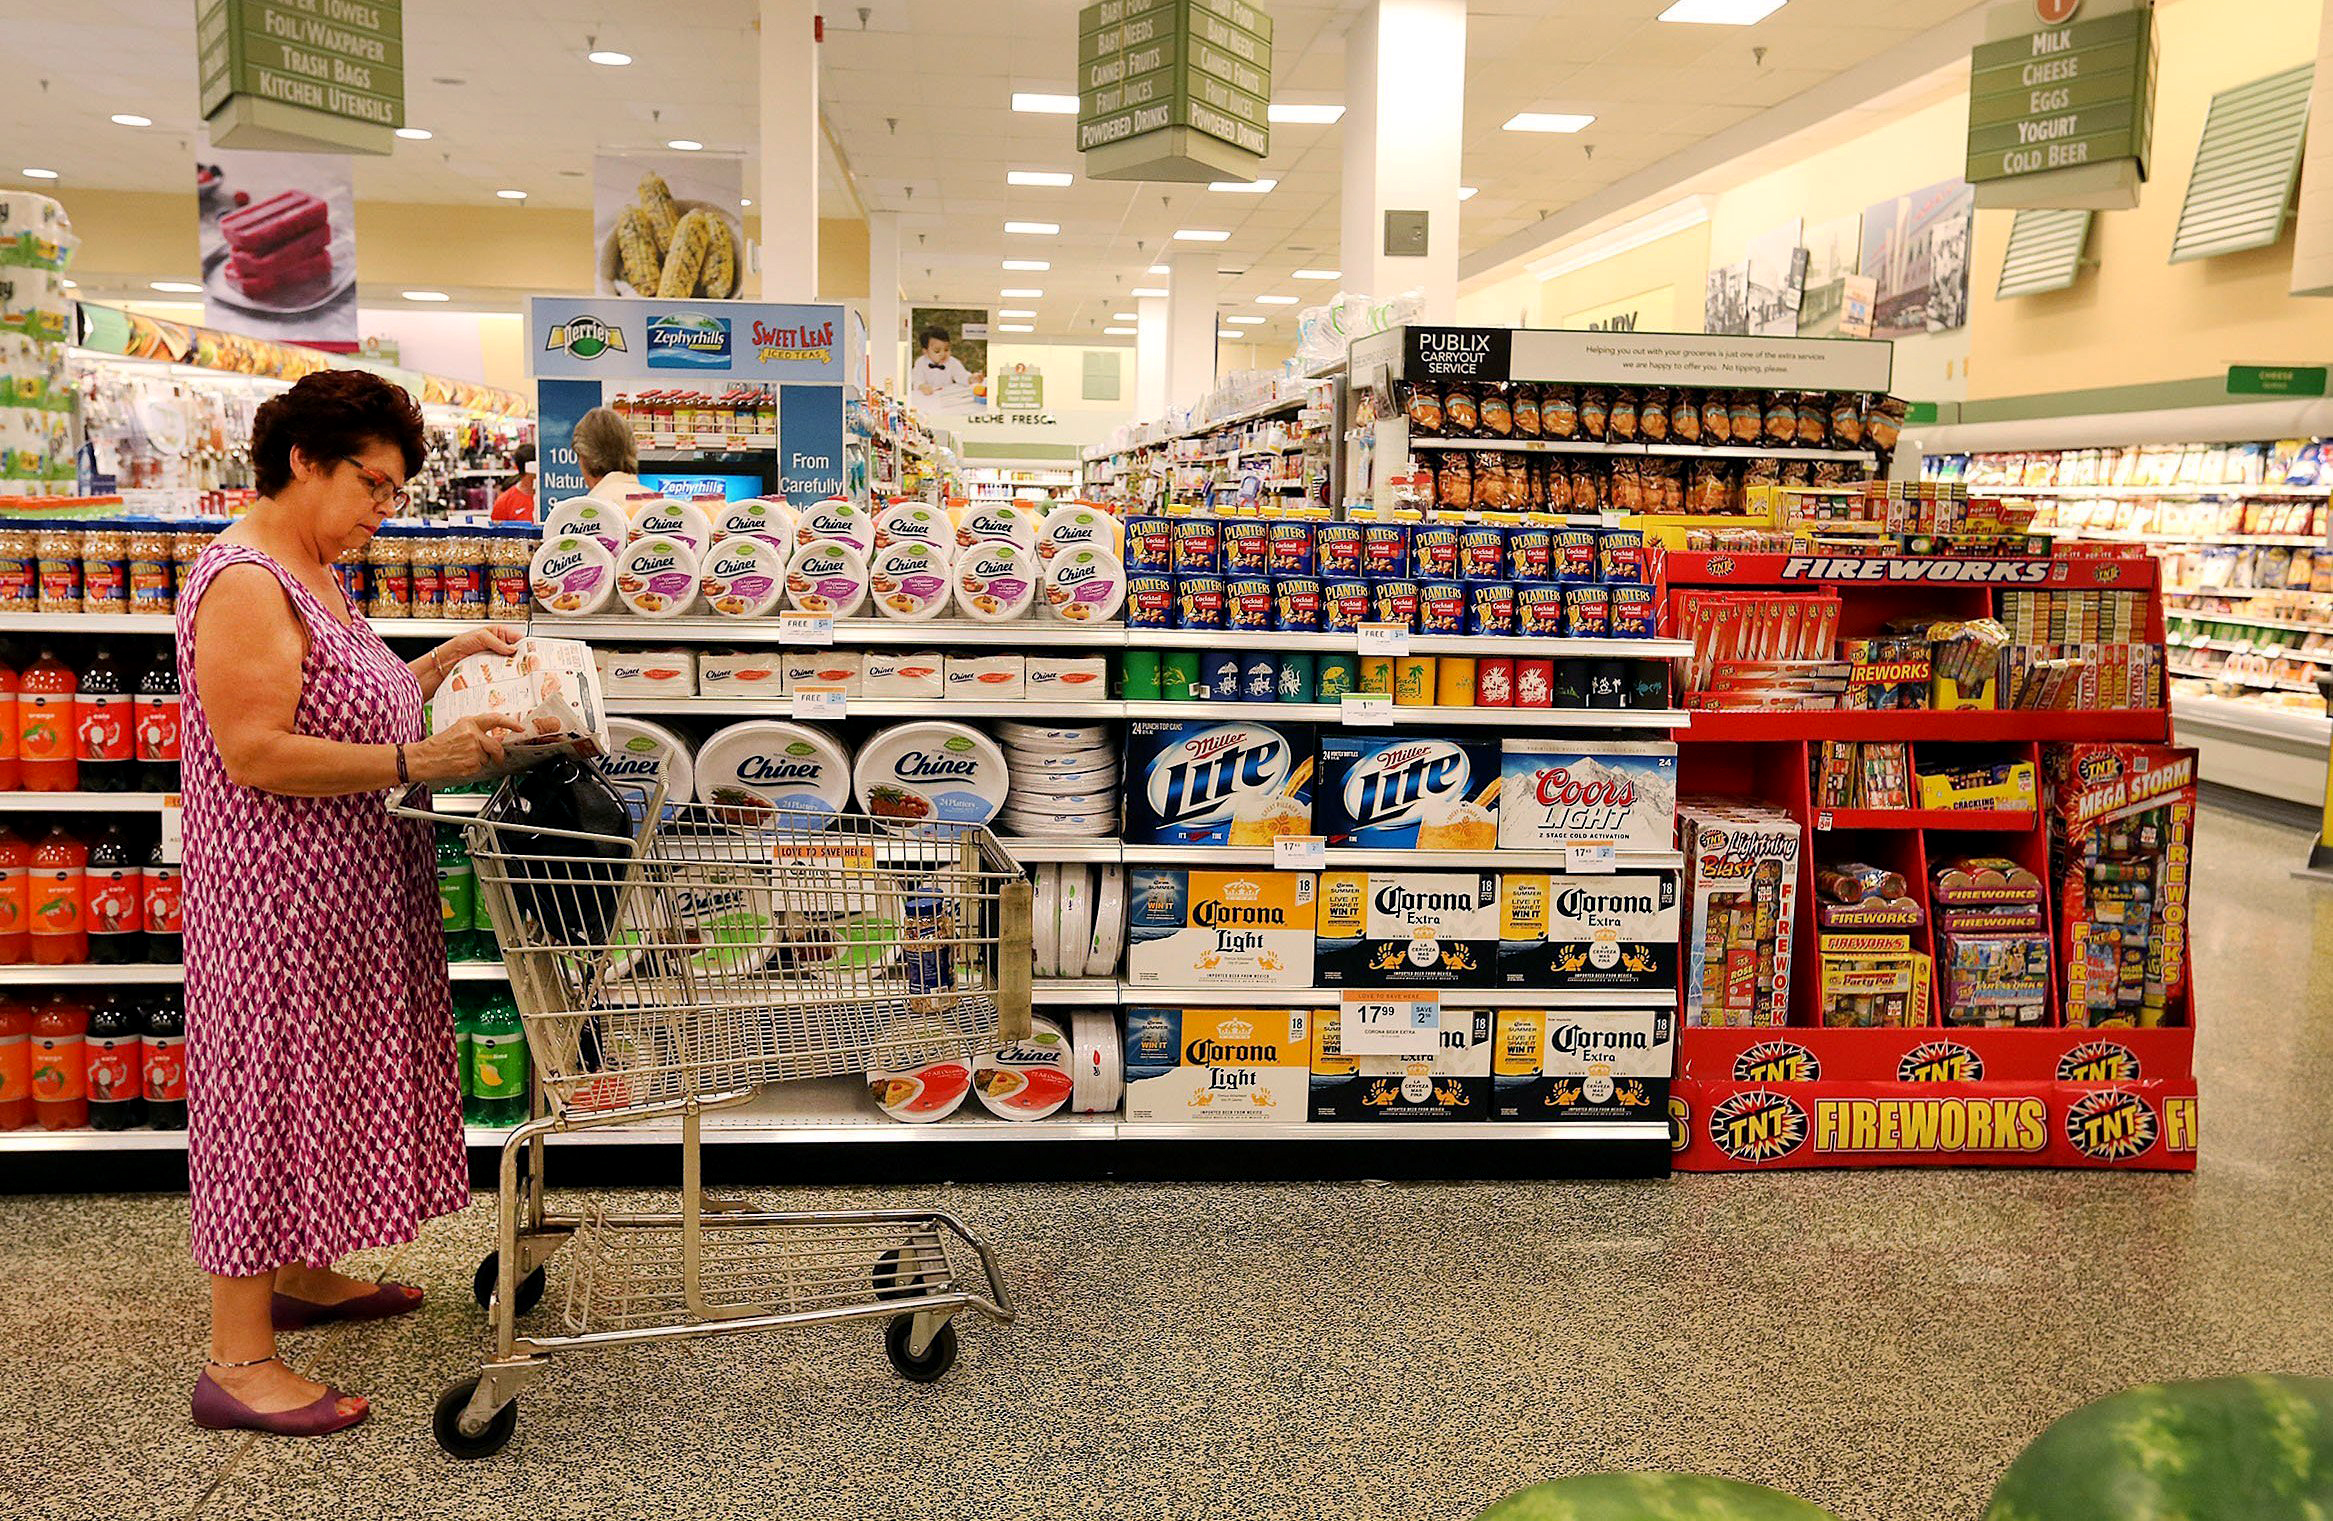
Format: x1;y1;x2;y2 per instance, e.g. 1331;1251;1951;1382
593;153;745;300
195;140;358;348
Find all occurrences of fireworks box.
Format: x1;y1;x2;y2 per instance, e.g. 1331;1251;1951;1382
1309;1005;1493;1121
1122;1007;1311;1124
1312;733;1501;848
1122;719;1315;846
1316;871;1497;988
1496;872;1679;990
1680;801;1803;1027
1490;1006;1674;1123
2045;743;2198;1028
1496;740;1677;852
1125;868;1316;989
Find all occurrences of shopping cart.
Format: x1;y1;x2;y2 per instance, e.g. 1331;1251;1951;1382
394;778;1032;1458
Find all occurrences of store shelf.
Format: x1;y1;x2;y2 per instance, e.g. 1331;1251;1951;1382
2166;609;2333;634
1032;978;1118;1004
1123;700;1685;729
1813;807;2037;831
534;616;1124;648
1119;845;1684;871
603;697;1120;720
0;792;176;810
0;963;183;984
1682;708;2171;742
638;432;776;451
1136;628;1692;659
1141;985;1678;1008
1000;837;1124;863
2170;690;2333;744
2164;586;2328;601
1116;1120;1665;1143
0;612;481;638
1979;482;2332;498
2168;666;2322;695
2170;636;2333;664
1410;438;1876;464
2052;528;2325;547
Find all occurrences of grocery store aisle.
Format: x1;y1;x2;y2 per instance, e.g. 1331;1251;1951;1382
5;797;2331;1521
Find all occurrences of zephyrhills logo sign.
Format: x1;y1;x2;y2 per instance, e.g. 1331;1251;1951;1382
1779;557;2051;583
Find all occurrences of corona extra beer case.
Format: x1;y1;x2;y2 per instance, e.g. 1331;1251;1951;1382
1492;1006;1675;1124
1315;871;1497;988
1121;1007;1311;1124
1310;1006;1493;1121
1497;872;1679;989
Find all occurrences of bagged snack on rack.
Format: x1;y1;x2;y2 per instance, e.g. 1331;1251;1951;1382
1763;392;1797;447
1867;396;1909;452
1639;386;1671;442
1795;394;1828;447
1406;382;1444;436
1731;391;1764;442
1608;387;1640;442
1688;460;1733;512
1579;386;1610;440
1830;393;1865;447
1444;380;1480;436
1609;458;1642;512
1545;460;1574;512
1570;461;1602;512
1480;383;1514;438
1701;391;1731;443
1506;453;1534;509
1512;382;1542;438
1651;459;1686;513
1476;452;1511;509
1812;460;1855;486
1543;384;1579;439
1672;387;1702;443
1438;451;1474;511
1779;460;1814;487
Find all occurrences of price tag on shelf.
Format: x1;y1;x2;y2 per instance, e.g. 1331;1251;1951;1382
790;687;849;719
778;612;835;646
1356;622;1411;656
159;795;182;865
1598;508;1626;528
1339;990;1441;1056
1565;842;1618;874
1272;834;1328;870
1339;693;1394;726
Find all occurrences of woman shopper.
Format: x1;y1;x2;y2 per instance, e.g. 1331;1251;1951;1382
178;369;524;1437
571;405;662;518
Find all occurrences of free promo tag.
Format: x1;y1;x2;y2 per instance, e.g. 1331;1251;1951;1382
1339;990;1440;1056
778;611;835;645
1356;621;1411;656
790;687;849;719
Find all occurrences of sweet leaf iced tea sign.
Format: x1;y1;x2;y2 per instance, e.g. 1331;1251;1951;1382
198;0;406;155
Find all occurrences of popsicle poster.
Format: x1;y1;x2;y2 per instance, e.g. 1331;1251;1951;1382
194;140;358;349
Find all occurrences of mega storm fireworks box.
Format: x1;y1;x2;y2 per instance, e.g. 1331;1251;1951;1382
1312;733;1501;848
2045;743;2197;1028
1122;1006;1311;1125
1496;872;1680;990
1122;719;1315;846
1309;1005;1493;1121
1316;871;1497;988
1496;740;1677;852
1125;868;1317;989
1491;1006;1675;1123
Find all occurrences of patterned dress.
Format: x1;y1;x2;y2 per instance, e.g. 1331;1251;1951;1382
179;543;467;1277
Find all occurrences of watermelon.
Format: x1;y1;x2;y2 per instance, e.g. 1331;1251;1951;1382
1988;1376;2333;1521
1477;1473;1842;1520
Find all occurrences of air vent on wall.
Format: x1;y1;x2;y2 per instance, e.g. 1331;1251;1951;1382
1996;208;2093;298
2169;62;2315;264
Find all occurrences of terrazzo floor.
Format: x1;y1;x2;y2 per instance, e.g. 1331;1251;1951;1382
5;797;2330;1521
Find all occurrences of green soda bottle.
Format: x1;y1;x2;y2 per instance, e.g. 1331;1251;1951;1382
436;826;476;963
469;991;529;1127
452;987;479;1124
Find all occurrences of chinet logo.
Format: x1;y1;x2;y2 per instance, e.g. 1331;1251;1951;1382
736;754;822;784
893;749;978;781
1342;741;1470;831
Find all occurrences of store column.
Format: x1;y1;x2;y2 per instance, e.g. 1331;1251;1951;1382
1339;0;1464;320
866;210;901;391
758;0;819;298
1164;249;1218;411
1135;295;1168;420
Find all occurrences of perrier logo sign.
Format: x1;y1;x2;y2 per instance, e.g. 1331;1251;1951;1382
545;317;627;361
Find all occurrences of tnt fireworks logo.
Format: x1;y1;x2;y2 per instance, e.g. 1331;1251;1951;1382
1898;1041;1984;1083
1708;1089;1809;1164
1733;1040;1820;1083
543;316;627;360
2064;1089;2159;1161
1668;1095;1691;1153
2057;1040;2142;1082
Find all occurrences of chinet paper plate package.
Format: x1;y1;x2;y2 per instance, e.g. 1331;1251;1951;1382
430;636;610;779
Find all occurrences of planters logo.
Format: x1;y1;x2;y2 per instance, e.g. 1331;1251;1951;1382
1732;1040;1819;1083
544;316;626;360
2057;1040;2141;1082
647;312;732;369
2064;1089;2159;1161
1708;1089;1808;1164
1898;1041;1983;1083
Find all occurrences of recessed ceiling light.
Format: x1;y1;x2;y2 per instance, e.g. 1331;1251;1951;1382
1130;286;1168;298
59;278;75;289
110;114;152;128
1175;228;1231;242
1113;311;1137;321
1001;287;1044;298
149;280;201;293
1458;186;1479;201
1226;315;1265;325
1008;170;1074;187
22;169;58;181
1002;259;1050;271
1104;326;1136;336
1147;263;1169;274
1292;268;1341;281
497;189;528;199
1503;112;1596;133
1268;102;1345;124
403;290;451;302
587;50;632;65
1208;178;1277;193
1658;0;1787;20
1011;92;1079;114
394;127;432;141
667;139;703;151
997;323;1035;333
1255;294;1298;305
740;198;752;207
997;308;1037;318
1004;221;1059;236
1217;329;1241;338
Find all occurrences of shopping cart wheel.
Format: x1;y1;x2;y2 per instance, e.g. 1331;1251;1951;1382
471;1252;547;1315
433;1377;518;1459
884;1315;958;1383
871;1247;926;1302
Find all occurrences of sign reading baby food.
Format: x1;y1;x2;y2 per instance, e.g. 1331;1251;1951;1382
199;0;406;154
1078;0;1272;184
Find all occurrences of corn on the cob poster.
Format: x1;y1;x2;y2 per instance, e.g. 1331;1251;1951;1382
593;153;744;301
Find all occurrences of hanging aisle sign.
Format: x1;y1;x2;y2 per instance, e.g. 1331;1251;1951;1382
197;0;405;155
1966;0;2157;210
1078;0;1272;184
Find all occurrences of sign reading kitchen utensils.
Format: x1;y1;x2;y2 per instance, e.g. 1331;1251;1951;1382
1077;0;1272;184
199;0;405;154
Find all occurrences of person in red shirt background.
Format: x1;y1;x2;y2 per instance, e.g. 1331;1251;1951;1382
490;443;536;522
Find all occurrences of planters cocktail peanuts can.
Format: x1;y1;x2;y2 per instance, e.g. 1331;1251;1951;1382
1370;577;1420;630
1516;583;1566;635
1125;516;1173;574
1598;529;1647;585
1172;519;1220;575
1554;531;1599;583
1226;575;1274;631
1315;523;1362;577
1274;575;1323;632
1460;526;1506;583
1126;572;1174;630
1222;519;1270;575
1268;520;1316;575
1410;525;1459;580
1610;584;1657;638
1563;585;1611;637
1362;522;1409;578
1175;572;1226;629
1322;577;1371;632
1467;582;1517;636
1507;527;1552;582
1418;579;1467;635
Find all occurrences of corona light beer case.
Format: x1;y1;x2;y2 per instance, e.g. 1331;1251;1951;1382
1122;1007;1312;1124
1315;871;1497;988
1497;872;1679;989
1492;1007;1675;1123
1310;1007;1493;1121
1125;868;1316;988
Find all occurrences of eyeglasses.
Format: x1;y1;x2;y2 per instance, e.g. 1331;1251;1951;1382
341;457;413;515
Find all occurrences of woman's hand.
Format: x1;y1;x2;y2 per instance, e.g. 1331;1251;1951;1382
409;714;525;784
432;624;524;671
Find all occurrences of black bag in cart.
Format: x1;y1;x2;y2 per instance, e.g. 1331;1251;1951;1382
476;756;640;948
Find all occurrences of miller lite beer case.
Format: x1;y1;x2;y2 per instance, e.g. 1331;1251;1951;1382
1122;720;1316;846
1316;871;1497;987
1497;872;1680;989
1491;1006;1675;1123
1310;1006;1493;1121
1497;740;1678;852
1312;733;1501;849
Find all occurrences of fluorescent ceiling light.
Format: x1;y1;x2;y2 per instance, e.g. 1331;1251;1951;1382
1113;311;1137;320
497;188;528;199
1255;294;1298;305
587;49;632;65
149;280;201;293
22;169;58;181
1004;221;1059;235
1002;259;1050;271
1175;228;1231;242
1459;186;1479;201
1292;268;1340;281
1217;329;1241;338
59;278;74;289
1528;196;1712;281
110;114;152;128
403;290;451;302
1148;263;1169;274
1130;286;1168;298
1226;315;1265;325
1268;103;1344;124
1001;287;1044;297
1104;326;1136;336
666;139;703;151
1008;170;1073;187
1011;92;1079;114
1658;0;1787;21
394;126;432;140
1504;112;1595;133
1208;179;1276;193
997;308;1037;318
997;323;1035;333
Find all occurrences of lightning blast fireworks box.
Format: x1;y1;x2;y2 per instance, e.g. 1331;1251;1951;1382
1681;801;1803;1027
1316;871;1497;988
1310;1005;1494;1121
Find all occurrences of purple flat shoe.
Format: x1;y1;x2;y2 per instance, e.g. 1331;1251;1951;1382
271;1281;424;1331
192;1370;369;1436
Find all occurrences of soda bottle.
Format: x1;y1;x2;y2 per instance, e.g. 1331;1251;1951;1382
142;992;186;1131
0;994;29;1129
85;822;143;964
18;647;75;793
143;833;182;964
30;990;88;1129
134;644;181;794
84;990;143;1130
468;991;528;1127
0;823;28;964
436;827;474;963
452;987;477;1122
30;824;85;965
0;652;20;791
74;646;132;794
